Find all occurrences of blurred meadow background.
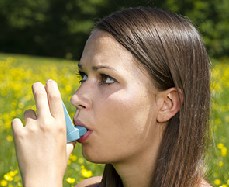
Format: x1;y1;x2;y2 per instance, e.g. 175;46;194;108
0;0;228;186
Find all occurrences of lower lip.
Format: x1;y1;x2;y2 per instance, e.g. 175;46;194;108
78;130;93;143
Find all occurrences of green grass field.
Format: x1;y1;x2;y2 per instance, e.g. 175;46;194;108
0;53;228;187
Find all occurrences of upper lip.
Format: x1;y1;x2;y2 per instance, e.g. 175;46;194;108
73;119;90;130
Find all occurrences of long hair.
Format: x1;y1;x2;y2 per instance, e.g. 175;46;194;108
95;7;210;187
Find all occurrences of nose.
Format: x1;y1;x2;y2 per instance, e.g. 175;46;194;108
70;84;92;110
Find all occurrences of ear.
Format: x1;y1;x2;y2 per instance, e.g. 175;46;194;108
156;88;183;123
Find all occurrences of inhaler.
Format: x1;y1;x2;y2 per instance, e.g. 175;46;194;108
62;102;87;143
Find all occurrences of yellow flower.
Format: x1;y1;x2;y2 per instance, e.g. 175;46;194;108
81;166;93;178
217;143;225;149
0;179;7;186
221;147;228;157
66;177;76;184
9;170;18;177
219;185;227;187
3;173;13;182
214;179;221;186
69;154;77;162
217;143;228;156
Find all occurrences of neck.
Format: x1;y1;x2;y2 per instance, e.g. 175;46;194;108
113;140;161;187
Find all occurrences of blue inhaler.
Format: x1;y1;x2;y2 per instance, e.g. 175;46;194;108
62;102;87;143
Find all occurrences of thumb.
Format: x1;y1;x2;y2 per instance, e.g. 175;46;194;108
66;142;76;159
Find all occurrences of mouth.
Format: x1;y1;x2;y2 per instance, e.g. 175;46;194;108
73;119;93;143
73;119;89;130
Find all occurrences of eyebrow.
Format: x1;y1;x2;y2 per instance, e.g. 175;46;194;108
78;64;117;72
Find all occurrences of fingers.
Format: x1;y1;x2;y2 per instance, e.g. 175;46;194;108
32;80;63;120
12;118;24;135
32;82;51;118
45;79;64;119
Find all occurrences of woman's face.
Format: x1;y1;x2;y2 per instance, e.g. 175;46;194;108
71;30;163;164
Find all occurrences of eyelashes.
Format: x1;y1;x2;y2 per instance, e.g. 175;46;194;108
77;71;117;85
100;73;117;85
79;71;87;83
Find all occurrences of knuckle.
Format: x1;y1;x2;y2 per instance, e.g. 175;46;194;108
40;117;52;126
54;119;66;133
56;124;66;133
39;123;51;132
38;117;65;134
48;92;61;101
38;117;53;132
27;125;37;133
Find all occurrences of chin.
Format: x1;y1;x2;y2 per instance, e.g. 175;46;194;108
83;153;107;164
81;147;117;164
82;146;103;163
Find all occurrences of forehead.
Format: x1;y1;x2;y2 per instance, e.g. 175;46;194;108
80;29;135;66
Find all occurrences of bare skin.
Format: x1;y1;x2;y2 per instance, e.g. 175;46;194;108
71;30;182;187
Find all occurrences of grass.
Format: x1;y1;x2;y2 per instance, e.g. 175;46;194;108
0;53;228;187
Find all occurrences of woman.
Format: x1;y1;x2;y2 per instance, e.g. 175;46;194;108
12;7;211;187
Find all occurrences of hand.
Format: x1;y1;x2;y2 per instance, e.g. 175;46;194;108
12;80;74;187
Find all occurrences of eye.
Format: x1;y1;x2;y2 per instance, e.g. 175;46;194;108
79;71;88;83
100;74;117;85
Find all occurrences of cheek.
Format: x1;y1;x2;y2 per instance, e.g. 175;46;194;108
98;89;150;131
91;89;156;159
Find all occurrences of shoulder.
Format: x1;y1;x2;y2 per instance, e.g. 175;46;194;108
75;176;102;187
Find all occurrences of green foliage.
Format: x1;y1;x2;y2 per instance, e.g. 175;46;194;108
184;0;229;58
0;0;49;28
0;0;228;59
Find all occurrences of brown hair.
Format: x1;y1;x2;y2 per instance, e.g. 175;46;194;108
95;7;210;187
